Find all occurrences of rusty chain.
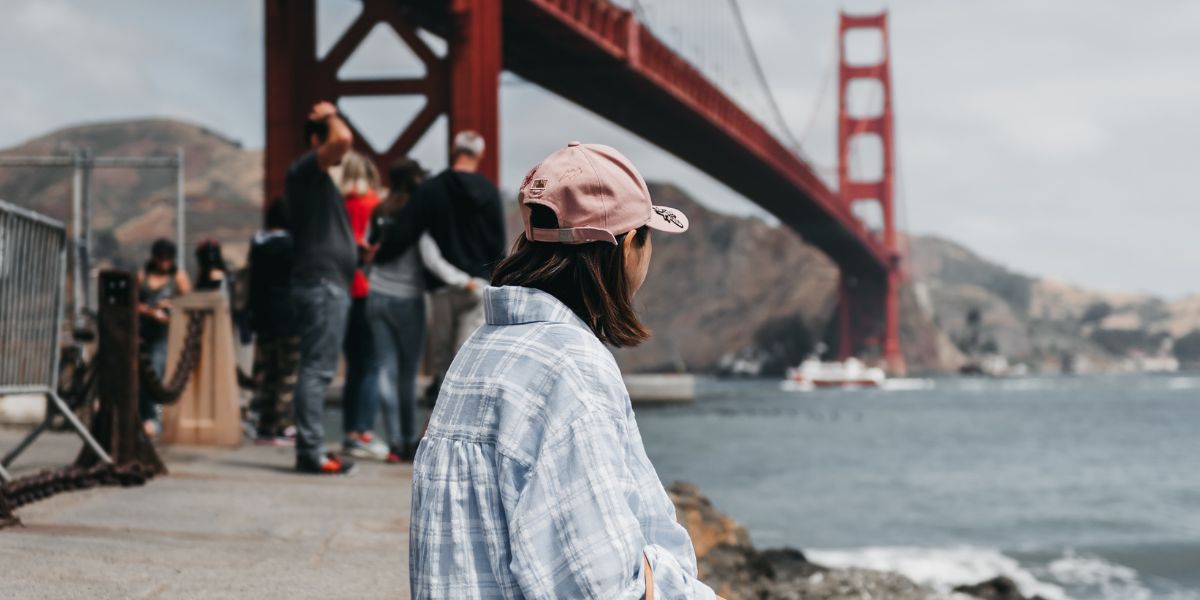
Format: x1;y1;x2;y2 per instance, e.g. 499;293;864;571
2;307;240;527
139;309;208;405
0;463;154;526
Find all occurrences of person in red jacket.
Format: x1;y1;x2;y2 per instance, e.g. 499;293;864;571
339;150;385;458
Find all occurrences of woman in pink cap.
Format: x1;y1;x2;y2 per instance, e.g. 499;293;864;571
409;142;720;599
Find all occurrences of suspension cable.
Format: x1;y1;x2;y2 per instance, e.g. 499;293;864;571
726;0;802;151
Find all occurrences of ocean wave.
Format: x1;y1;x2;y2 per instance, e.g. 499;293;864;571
806;545;1067;599
803;545;1174;600
1043;550;1148;599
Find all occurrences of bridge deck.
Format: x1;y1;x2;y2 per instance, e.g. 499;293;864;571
403;0;890;277
503;0;891;277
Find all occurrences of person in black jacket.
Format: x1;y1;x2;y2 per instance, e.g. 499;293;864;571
247;200;299;444
374;131;506;355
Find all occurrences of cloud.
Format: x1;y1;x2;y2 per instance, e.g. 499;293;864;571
3;0;1199;296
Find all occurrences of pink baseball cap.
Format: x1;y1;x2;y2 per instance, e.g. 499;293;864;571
519;141;690;245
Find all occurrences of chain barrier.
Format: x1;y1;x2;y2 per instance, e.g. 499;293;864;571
139;310;208;405
236;366;256;391
1;270;171;527
1;462;151;516
3;292;255;527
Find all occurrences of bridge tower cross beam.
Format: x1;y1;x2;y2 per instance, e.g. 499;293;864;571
835;11;905;375
264;0;501;207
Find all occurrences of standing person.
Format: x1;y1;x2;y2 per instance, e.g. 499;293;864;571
283;100;356;475
373;130;505;366
366;158;476;463
248;200;299;444
409;142;719;598
338;151;385;459
137;238;192;438
194;238;232;292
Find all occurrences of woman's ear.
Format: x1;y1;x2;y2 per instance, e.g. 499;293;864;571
622;230;652;294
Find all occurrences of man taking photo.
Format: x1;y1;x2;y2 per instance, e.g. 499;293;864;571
283;101;356;475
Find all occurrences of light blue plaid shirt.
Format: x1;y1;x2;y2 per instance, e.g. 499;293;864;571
410;285;715;600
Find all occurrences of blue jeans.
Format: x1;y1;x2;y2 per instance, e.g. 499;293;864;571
292;281;351;465
366;293;426;450
342;296;379;437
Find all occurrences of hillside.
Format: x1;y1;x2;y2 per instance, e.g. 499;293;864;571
0;119;262;270
5;118;1195;374
909;235;1200;372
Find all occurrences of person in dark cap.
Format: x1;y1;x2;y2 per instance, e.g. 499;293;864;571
137;237;192;438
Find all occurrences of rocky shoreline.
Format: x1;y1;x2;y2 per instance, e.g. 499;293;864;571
668;482;1045;600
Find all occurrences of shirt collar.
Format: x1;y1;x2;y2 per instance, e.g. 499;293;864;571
483;285;590;330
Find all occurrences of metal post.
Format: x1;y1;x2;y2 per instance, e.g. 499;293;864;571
175;146;186;269
71;150;85;326
81;149;94;314
76;270;162;474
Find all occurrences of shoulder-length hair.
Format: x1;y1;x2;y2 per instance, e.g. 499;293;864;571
491;205;651;348
340;150;380;196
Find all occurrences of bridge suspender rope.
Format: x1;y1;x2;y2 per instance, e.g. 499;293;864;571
725;0;802;153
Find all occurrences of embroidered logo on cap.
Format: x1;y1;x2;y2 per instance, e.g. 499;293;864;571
654;206;685;229
527;178;549;198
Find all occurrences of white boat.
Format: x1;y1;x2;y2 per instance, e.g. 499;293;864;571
782;357;886;391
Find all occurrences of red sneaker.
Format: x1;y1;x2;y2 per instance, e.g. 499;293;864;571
296;453;355;475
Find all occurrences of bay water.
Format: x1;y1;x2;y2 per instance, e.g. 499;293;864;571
636;375;1200;599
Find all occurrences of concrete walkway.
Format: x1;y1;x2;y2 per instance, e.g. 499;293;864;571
0;428;412;599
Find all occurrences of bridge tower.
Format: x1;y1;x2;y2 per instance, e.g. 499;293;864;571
264;0;500;203
836;11;905;375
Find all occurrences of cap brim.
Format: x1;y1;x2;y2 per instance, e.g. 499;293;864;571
647;205;689;234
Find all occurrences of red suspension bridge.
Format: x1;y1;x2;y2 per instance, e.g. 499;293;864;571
264;0;907;374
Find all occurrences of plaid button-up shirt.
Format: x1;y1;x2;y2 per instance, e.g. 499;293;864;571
410;285;715;600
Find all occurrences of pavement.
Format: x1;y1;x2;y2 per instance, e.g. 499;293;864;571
0;427;412;599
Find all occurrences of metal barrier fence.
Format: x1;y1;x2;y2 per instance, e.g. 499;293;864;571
0;200;109;483
0;200;65;395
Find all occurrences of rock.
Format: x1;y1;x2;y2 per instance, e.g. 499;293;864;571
765;568;943;600
667;481;753;559
668;481;947;600
954;576;1047;600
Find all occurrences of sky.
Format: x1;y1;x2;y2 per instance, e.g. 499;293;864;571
2;0;1198;297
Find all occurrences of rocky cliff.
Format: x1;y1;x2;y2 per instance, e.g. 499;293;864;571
908;235;1200;372
668;482;1045;600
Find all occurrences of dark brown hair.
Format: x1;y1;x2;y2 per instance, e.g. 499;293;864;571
491;206;651;348
376;158;425;219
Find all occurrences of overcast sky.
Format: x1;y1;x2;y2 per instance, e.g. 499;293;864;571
2;0;1197;297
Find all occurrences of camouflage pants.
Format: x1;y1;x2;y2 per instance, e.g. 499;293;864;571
250;335;300;436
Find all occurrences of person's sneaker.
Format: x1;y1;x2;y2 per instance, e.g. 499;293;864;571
386;442;420;464
296;453;356;475
343;436;389;460
256;427;296;447
342;438;372;459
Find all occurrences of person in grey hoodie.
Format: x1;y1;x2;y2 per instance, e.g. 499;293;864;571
366;158;480;462
373;131;506;355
